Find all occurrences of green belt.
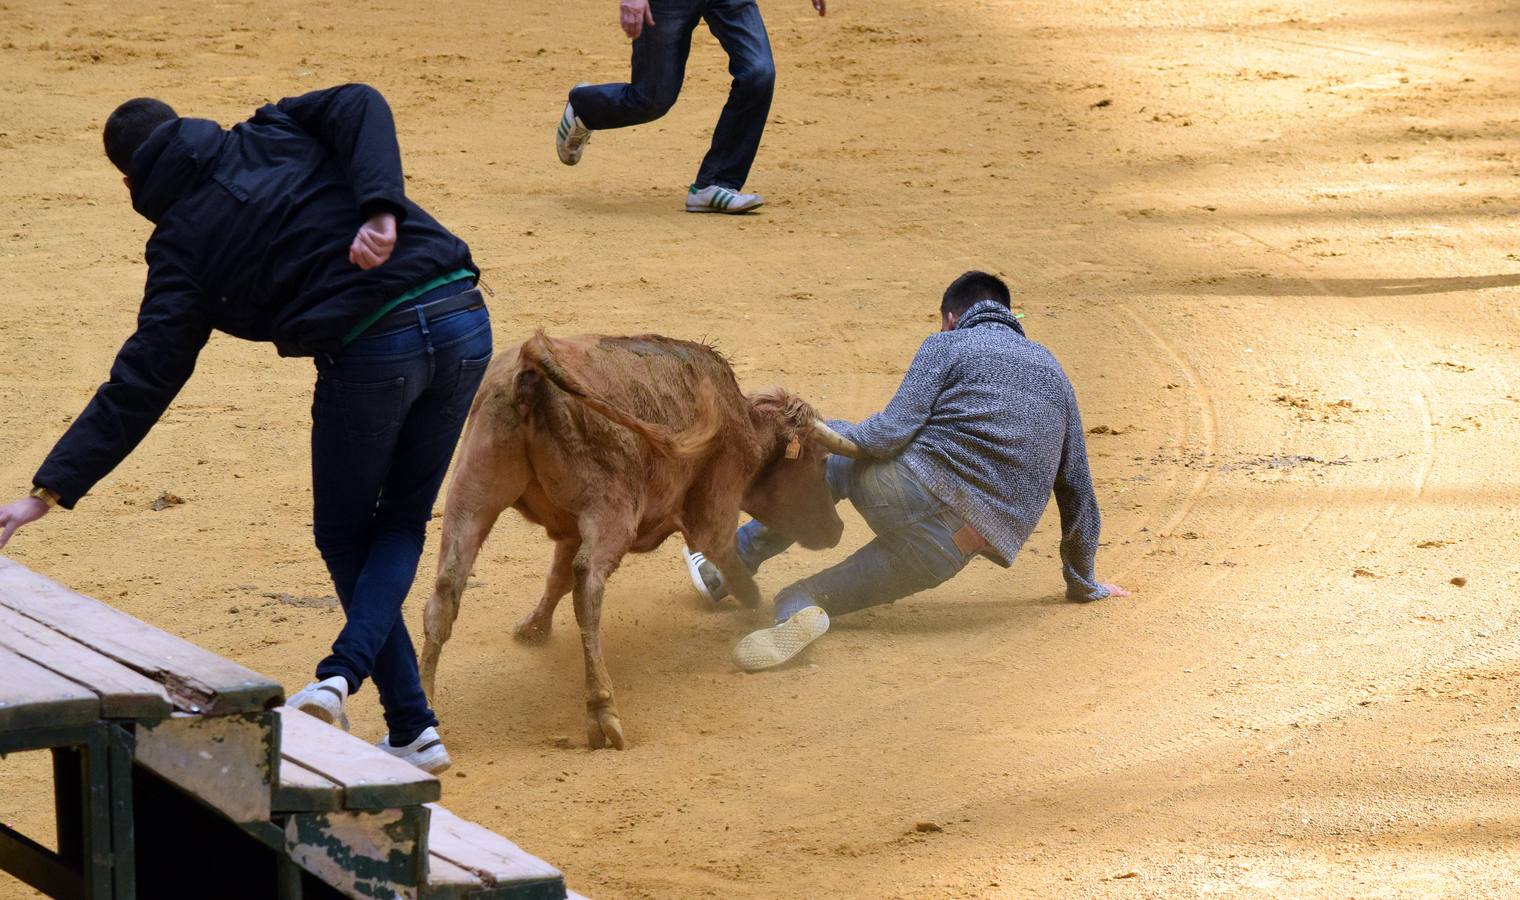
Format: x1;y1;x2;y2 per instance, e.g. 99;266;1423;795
342;268;477;345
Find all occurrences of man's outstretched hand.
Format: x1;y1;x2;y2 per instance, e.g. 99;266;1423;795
812;0;826;15
1100;582;1131;598
620;0;655;38
0;496;50;550
349;211;397;270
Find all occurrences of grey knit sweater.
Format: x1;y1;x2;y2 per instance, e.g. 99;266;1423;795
837;300;1108;601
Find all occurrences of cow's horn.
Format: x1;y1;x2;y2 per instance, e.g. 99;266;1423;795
811;420;861;458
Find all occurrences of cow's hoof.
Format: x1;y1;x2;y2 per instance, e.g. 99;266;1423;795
586;709;626;750
512;616;552;644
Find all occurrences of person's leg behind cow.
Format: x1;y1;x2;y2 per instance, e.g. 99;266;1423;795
683;453;853;601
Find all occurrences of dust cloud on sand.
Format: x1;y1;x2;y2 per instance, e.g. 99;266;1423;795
3;0;1519;896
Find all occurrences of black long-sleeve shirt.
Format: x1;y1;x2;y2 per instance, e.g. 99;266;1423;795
34;84;475;507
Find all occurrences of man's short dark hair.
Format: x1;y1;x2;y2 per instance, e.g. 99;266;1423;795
941;270;1011;317
104;98;178;175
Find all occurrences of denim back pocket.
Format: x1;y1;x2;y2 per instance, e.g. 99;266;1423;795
445;355;492;425
330;375;408;441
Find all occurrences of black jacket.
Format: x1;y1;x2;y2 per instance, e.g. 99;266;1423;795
34;84;476;508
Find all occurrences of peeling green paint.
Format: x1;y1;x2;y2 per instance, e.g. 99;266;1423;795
288;808;422;898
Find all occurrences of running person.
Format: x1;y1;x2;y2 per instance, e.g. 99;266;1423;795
555;0;827;213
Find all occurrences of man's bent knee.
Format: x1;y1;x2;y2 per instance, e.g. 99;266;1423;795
732;64;775;101
624;87;680;124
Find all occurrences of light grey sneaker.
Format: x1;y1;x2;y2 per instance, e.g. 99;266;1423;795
289;675;350;731
685;184;764;214
733;606;830;672
556;87;592;165
378;726;452;774
682;547;731;602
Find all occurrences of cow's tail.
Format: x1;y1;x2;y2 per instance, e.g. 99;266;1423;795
518;331;723;459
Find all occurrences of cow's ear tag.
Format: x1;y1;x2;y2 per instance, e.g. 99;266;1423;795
785;435;802;460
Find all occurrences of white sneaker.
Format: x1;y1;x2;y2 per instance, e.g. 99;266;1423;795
556;88;592;165
682;546;731;602
289;675;350;731
733;606;830;672
378;726;452;774
685;184;764;214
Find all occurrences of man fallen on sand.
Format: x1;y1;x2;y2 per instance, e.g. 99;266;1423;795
0;84;492;772
554;0;827;213
681;271;1130;670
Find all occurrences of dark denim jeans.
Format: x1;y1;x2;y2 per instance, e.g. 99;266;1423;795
310;292;492;738
737;456;975;623
570;0;775;190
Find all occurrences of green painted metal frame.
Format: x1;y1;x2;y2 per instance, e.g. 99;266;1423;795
0;722;135;899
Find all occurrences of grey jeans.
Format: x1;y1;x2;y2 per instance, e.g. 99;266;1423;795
736;456;976;622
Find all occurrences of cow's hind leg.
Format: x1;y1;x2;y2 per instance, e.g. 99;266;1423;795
571;515;636;749
420;417;526;699
514;537;580;643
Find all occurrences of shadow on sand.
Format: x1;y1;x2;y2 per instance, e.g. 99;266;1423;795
1170;272;1520;298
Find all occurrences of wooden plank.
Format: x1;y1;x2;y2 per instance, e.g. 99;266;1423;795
135;711;276;822
425;855;576;900
0;556;281;715
425;804;563;890
422;854;484;900
278;707;441;809
285;805;428;900
274;756;344;812
0;645;99;733
0;605;172;721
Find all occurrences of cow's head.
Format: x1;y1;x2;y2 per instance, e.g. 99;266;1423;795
741;388;860;550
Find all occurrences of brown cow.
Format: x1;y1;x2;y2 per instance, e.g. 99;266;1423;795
419;331;860;749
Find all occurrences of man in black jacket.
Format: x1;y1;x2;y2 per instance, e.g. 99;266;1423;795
0;84;490;773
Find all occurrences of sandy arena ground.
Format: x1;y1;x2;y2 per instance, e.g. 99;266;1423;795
3;0;1520;896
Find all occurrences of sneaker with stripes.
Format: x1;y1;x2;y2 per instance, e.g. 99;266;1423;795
685;184;764;214
555;89;592;166
682;546;731;602
377;726;453;774
288;675;351;731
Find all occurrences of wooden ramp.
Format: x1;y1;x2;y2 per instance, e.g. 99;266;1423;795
0;556;576;900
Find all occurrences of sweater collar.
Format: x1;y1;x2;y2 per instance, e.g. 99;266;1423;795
129;117;225;223
956;299;1025;336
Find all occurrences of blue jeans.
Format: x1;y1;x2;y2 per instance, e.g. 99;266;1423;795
570;0;775;190
737;457;975;623
310;292;492;738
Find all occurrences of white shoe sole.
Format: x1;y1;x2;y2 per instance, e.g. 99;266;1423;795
683;548;717;602
293;696;349;732
685;198;764;214
733;606;829;672
291;680;350;731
